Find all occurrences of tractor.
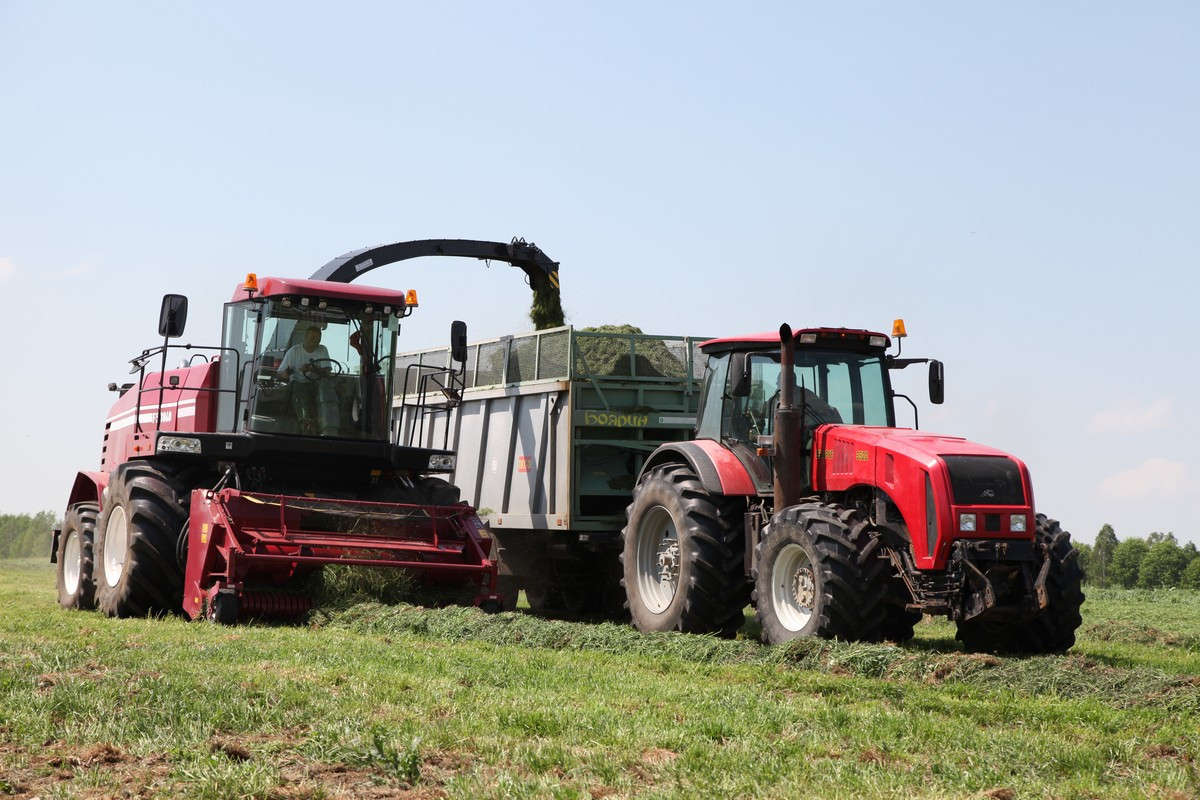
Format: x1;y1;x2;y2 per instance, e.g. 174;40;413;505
621;323;1084;653
52;273;498;623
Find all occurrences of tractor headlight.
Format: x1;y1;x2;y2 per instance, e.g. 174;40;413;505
428;454;456;471
1010;514;1027;533
158;436;202;454
959;513;977;533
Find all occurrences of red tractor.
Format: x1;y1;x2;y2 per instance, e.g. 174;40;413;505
621;323;1084;653
52;274;498;623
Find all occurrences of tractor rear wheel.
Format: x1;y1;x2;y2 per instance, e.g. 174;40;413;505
56;503;99;610
94;460;188;618
621;463;749;637
956;515;1084;654
753;503;886;645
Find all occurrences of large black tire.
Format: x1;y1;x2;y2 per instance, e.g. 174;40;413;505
752;503;886;645
94;460;188;618
956;514;1085;654
621;463;749;638
56;503;99;610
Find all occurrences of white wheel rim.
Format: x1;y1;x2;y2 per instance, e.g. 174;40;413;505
636;506;680;614
62;530;82;595
103;505;129;588
772;543;816;632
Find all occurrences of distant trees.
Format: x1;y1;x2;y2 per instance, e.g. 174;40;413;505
0;512;57;559
1081;525;1199;590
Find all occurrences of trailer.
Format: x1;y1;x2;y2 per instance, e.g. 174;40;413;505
392;325;708;613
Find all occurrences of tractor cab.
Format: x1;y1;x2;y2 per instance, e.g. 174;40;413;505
216;276;414;442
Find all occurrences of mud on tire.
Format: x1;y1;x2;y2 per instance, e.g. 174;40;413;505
621;463;749;638
752;503;887;645
94;460;188;617
56;503;100;610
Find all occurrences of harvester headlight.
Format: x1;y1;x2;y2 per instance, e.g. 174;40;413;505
428;454;456;470
798;333;817;344
959;513;977;533
158;436;202;455
1010;514;1027;533
869;336;887;348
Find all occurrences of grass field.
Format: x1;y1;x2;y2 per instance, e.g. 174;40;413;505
2;560;1198;799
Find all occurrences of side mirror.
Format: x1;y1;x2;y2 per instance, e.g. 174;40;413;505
730;352;750;397
450;320;468;365
928;360;945;405
158;294;188;339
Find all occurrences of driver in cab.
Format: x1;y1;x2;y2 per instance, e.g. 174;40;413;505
277;324;331;382
275;323;339;435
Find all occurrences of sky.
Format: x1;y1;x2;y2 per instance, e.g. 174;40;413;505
1;2;1197;545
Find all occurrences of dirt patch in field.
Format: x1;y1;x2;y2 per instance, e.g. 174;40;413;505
0;739;467;800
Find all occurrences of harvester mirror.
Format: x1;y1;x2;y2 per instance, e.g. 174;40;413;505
158;294;188;339
729;352;751;397
929;360;945;404
450;320;468;364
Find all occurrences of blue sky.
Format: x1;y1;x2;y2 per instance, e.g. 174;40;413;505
1;2;1197;545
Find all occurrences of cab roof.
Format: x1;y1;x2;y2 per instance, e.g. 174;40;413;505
700;327;890;354
231;276;411;305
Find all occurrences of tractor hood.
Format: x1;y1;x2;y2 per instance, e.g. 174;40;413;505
813;425;1036;570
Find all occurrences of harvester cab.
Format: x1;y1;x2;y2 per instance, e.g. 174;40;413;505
623;321;1084;654
54;271;496;626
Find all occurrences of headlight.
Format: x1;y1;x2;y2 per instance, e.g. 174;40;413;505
428;454;456;470
157;436;202;454
959;513;977;533
1010;514;1027;532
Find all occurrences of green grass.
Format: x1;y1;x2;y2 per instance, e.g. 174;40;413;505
2;559;1199;799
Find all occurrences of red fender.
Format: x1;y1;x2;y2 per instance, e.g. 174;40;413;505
640;440;757;496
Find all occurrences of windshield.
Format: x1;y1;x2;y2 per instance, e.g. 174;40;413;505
722;348;891;442
221;298;399;441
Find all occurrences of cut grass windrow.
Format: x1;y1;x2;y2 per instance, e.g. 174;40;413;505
313;601;1200;714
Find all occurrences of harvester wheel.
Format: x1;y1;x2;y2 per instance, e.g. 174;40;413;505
56;503;99;610
94;460;188;618
752;503;886;645
956;515;1084;654
621;463;749;638
208;591;241;625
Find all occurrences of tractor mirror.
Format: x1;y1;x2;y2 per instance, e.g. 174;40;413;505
450;320;468;364
928;360;945;405
730;352;751;397
158;294;188;339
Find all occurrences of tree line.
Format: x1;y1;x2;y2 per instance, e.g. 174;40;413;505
1075;524;1200;589
0;511;57;559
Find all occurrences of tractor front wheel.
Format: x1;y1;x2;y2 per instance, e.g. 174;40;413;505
753;503;886;645
621;463;748;638
956;514;1084;654
56;503;99;610
94;460;188;618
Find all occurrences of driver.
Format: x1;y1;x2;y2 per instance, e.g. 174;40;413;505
277;324;331;381
276;324;340;435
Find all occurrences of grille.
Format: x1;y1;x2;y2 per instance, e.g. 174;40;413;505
942;455;1025;506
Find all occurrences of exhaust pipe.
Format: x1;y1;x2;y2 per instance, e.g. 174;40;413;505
773;324;804;510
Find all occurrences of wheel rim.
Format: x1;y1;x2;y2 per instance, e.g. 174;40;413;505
771;543;816;632
636;506;680;614
62;530;82;595
103;505;129;588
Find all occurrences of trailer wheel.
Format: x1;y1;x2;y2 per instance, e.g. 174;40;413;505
752;503;886;645
56;503;99;610
94;460;188;618
956;515;1084;654
621;463;749;638
881;606;922;643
